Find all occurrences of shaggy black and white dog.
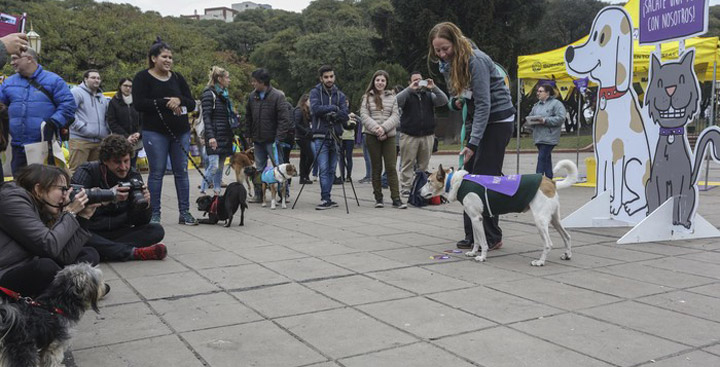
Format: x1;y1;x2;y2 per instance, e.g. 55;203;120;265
0;263;107;367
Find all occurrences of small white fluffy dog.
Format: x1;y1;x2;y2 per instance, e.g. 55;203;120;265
261;163;297;209
420;160;578;266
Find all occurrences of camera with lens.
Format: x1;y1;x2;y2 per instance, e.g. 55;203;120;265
418;80;428;88
69;185;116;205
326;111;340;124
117;178;148;210
327;111;355;130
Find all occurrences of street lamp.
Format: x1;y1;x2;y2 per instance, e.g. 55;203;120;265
26;23;41;55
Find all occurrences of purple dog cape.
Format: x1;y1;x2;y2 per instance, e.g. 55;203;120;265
462;174;523;196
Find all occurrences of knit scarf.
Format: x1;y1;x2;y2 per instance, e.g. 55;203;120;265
122;94;133;105
439;60;451;73
214;84;234;122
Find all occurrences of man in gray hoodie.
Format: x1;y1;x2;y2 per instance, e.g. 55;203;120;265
68;69;109;172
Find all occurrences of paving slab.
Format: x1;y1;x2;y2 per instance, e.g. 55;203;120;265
339;342;477;367
149;292;263;332
357;296;495;339
513;313;688;366
427;286;564;324
489;277;621;310
634;351;720;367
126;270;220;300
262;257;354;281
74;302;172;350
368;266;474;294
199;263;290;290
276;308;418;359
580;301;720;347
232;282;343;318
73;335;204;367
637;290;720;322
434;326;613;367
304;274;413;305
182;321;327;367
319;252;407;273
594;262;715;289
173;250;252;269
545;270;668;298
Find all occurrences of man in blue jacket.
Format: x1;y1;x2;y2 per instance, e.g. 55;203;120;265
310;65;348;210
0;47;76;176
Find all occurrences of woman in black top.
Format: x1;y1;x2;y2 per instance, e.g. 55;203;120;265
107;78;141;168
132;38;197;225
294;94;313;184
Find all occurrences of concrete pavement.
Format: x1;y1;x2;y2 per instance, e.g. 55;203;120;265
67;152;720;367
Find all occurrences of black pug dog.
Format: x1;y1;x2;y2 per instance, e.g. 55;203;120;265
196;182;248;227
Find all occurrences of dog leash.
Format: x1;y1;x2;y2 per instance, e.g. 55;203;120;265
0;286;65;316
153;100;213;188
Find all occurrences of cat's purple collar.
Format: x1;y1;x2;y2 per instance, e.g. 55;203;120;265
659;127;684;136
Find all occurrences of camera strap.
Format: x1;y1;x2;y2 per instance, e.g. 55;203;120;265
153;100;212;188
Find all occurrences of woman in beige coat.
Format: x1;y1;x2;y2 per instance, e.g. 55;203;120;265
361;70;406;209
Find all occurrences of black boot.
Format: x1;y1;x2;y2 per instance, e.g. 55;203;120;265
456;236;473;249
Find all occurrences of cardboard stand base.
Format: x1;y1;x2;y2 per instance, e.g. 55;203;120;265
561;191;637;228
617;197;720;244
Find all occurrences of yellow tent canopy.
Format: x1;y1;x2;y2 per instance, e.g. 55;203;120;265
517;0;720;82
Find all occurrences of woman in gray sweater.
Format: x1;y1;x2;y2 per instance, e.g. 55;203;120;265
429;22;516;250
528;84;567;178
0;164;100;297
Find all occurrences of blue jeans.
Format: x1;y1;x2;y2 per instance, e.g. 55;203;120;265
143;129;191;216
361;134;371;179
339;140;354;179
536;143;555;179
314;138;338;202
254;141;283;171
202;154;227;194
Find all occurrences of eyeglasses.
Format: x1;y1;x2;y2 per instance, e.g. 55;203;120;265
121;84;132;88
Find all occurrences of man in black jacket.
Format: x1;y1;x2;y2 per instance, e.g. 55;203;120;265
71;134;166;261
243;68;291;202
396;71;448;196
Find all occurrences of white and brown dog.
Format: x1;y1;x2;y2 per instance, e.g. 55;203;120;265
565;6;653;218
261;163;297;209
420;160;578;266
228;148;256;196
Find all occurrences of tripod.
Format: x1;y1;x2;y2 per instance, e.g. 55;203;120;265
292;125;359;213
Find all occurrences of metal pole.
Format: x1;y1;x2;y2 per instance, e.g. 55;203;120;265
704;60;716;190
576;88;582;168
516;79;522;174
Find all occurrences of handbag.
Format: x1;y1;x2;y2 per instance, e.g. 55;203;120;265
24;121;67;168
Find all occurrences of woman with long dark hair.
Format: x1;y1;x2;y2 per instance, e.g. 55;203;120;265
428;22;516;250
107;77;142;168
528;84;566;178
294;93;314;184
132;38;197;225
0;164;100;297
360;70;406;209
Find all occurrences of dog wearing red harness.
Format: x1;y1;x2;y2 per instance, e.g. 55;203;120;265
0;263;107;367
196;182;248;227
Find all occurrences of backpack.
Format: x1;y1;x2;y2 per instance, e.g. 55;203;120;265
408;170;430;207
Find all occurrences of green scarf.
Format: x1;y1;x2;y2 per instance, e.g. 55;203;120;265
214;84;234;123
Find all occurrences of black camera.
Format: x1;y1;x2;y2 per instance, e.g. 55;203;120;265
118;178;148;210
326;111;340;124
69;185;115;205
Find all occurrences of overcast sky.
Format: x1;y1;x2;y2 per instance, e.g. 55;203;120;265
99;0;720;17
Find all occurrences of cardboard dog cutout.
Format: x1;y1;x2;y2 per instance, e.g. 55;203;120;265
564;6;654;224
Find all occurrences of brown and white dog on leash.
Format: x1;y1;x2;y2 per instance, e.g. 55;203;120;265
420;160;578;266
261;163;297;209
229;148;256;196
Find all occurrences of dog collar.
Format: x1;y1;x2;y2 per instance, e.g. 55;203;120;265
445;171;455;194
598;86;627;101
0;286;65;316
659;127;684;136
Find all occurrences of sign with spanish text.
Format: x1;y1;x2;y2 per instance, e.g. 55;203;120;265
639;0;708;44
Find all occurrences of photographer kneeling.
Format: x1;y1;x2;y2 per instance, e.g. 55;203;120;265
0;164;100;297
71;134;167;261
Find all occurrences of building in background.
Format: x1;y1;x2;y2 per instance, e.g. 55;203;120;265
182;2;272;21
